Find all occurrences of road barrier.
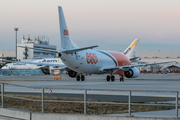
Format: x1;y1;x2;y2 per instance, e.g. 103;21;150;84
53;76;61;80
0;82;180;119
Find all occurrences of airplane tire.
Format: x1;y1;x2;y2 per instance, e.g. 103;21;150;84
111;76;115;81
81;75;85;81
106;75;110;81
120;78;124;82
76;75;80;81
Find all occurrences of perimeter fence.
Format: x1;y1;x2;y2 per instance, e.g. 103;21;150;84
0;69;44;76
0;82;179;118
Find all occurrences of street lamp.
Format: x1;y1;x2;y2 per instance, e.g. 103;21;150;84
14;28;18;61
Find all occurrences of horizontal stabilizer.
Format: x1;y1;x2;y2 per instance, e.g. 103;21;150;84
129;57;142;62
18;46;59;53
62;45;98;53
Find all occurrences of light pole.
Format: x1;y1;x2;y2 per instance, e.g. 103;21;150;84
14;28;18;61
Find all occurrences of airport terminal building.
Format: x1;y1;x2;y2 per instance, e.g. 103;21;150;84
17;35;57;61
0;35;57;64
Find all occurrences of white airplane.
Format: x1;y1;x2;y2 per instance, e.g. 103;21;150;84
17;6;175;82
3;58;64;70
2;62;39;69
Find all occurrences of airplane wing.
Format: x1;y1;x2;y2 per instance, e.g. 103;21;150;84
119;61;175;70
101;61;176;72
6;60;67;69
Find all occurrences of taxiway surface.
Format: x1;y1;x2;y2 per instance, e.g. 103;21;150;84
0;74;180;102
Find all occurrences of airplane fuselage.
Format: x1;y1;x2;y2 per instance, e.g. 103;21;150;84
2;63;40;69
61;49;131;74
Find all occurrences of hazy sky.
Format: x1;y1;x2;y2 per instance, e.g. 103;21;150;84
0;0;180;51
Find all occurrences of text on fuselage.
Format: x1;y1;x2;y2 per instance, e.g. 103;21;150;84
86;53;98;64
41;59;60;62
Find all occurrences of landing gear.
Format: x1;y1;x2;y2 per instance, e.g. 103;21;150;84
76;74;85;81
111;75;115;81
106;75;115;81
106;74;124;82
76;75;80;81
81;75;85;81
120;75;124;82
106;75;110;81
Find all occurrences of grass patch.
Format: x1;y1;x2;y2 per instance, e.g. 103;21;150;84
0;94;171;115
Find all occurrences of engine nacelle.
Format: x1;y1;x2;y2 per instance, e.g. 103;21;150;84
124;67;140;78
68;70;77;78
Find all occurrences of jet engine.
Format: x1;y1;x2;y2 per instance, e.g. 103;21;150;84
40;66;50;75
124;67;140;78
68;70;77;78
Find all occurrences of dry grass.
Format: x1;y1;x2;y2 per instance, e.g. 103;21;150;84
0;95;170;115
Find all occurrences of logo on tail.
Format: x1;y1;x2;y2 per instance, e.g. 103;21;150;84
63;30;69;36
123;39;139;55
130;39;138;49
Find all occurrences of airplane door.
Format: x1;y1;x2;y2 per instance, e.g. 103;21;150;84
73;52;84;69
